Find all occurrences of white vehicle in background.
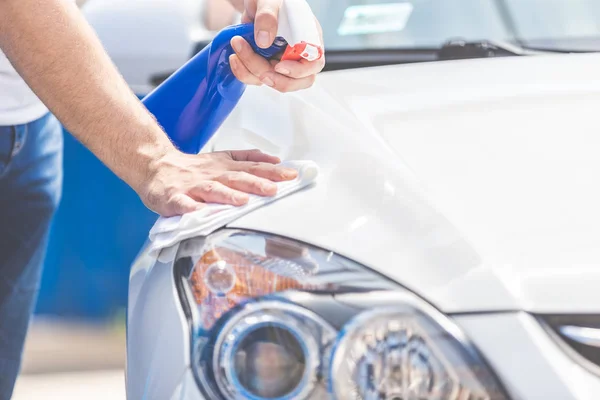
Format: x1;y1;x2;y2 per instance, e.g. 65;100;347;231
89;0;600;399
82;0;238;95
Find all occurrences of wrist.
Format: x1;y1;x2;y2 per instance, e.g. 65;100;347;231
121;124;177;195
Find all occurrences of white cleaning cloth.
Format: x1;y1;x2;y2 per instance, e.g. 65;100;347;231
148;160;319;256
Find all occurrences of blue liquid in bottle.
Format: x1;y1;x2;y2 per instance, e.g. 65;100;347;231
142;24;287;154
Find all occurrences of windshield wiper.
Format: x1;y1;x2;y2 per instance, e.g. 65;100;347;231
437;39;541;61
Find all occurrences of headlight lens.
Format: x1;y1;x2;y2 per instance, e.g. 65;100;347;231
330;300;501;400
214;302;336;400
174;230;509;400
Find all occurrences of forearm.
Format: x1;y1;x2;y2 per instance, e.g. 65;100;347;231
0;0;174;190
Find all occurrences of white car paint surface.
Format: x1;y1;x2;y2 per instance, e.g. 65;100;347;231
210;53;600;314
125;51;600;400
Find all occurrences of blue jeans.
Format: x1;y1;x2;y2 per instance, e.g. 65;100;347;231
0;113;63;399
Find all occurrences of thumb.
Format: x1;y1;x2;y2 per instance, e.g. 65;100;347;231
252;0;282;48
165;194;204;217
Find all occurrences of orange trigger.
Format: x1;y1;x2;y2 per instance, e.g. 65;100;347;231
282;44;304;62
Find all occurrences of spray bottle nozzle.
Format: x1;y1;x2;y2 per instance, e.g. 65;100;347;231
282;42;323;62
275;0;323;62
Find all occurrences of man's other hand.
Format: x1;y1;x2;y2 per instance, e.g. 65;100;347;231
138;149;298;217
228;0;325;93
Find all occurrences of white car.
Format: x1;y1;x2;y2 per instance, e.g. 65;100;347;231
82;0;226;95
103;1;600;399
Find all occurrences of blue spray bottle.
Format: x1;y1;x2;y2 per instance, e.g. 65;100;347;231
141;0;323;155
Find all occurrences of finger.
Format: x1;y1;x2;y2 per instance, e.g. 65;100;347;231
316;19;324;42
242;0;258;20
229;149;281;164
261;71;317;93
216;171;278;197
231;161;298;181
231;36;275;84
254;0;282;48
241;11;252;24
229;0;245;12
165;194;204;217
229;55;263;86
274;56;326;79
189;181;250;206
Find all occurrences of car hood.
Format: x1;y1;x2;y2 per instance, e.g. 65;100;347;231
211;53;600;314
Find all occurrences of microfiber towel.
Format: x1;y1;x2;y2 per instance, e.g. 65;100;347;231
148;160;319;256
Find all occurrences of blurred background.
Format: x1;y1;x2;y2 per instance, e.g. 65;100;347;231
13;0;600;398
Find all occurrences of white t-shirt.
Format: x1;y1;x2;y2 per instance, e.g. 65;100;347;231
1;0;83;125
0;49;48;126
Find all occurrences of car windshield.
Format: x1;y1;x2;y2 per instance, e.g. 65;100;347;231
308;0;600;52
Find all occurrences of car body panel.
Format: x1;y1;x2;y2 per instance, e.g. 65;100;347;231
127;246;191;400
208;53;600;314
169;370;204;400
124;45;600;400
454;312;600;400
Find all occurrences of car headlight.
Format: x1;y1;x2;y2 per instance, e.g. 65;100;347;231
173;230;509;400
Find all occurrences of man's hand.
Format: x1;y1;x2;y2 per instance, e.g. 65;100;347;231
0;0;301;218
228;0;325;93
139;149;298;217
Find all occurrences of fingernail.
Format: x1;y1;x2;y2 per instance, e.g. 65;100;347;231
282;168;298;179
257;31;270;48
262;76;275;87
275;66;290;75
262;183;276;194
231;37;242;53
230;56;239;70
234;193;249;204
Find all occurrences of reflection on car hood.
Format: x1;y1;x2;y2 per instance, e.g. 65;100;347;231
212;53;600;314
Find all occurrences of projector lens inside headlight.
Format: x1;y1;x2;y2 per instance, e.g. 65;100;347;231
235;327;305;397
213;302;336;400
173;230;509;400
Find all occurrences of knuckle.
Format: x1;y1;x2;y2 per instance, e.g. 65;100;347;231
226;173;239;184
167;193;183;206
145;185;169;207
202;181;217;194
225;172;243;185
143;190;161;208
165;185;179;198
227;150;244;161
276;79;292;93
257;6;278;21
235;67;251;81
319;57;327;70
249;178;263;191
285;68;301;79
247;162;263;173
